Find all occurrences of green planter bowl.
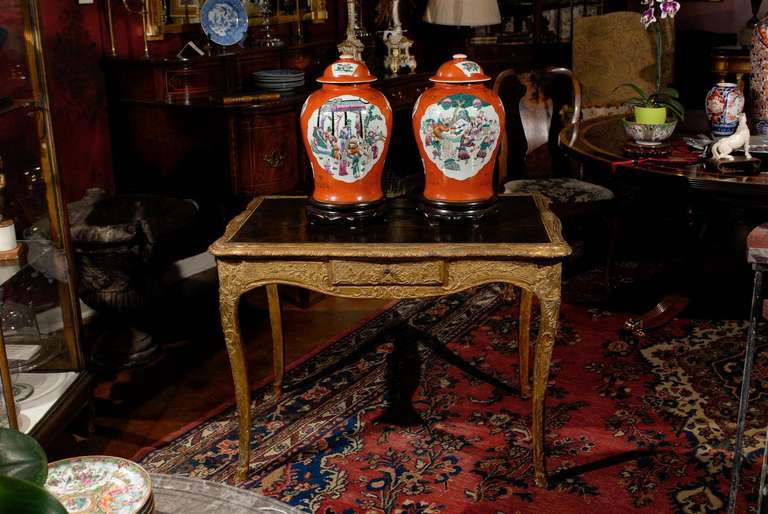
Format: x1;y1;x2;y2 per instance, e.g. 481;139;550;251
623;118;677;146
634;106;667;125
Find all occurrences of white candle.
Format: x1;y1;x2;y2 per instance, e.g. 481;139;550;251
393;0;401;28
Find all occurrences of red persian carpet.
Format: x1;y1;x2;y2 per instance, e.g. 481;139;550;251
137;285;767;513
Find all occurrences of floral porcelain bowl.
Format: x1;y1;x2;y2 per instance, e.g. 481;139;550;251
622;118;677;146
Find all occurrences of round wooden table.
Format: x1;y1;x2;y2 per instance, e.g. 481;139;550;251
560;114;768;201
559;114;768;332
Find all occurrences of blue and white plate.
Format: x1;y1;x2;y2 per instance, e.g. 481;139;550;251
200;0;248;46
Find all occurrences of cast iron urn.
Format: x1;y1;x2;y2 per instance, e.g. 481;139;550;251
412;54;505;223
300;55;393;223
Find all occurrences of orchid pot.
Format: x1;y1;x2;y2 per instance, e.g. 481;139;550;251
634;106;667;125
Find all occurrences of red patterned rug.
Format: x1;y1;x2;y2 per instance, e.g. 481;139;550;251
137;285;767;513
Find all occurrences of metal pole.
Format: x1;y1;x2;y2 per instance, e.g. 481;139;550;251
727;269;764;513
0;328;18;430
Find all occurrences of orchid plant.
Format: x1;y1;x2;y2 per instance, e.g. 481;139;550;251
642;0;680;93
616;0;684;121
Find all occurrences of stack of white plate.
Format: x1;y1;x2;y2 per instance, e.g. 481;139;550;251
46;456;154;513
252;69;305;92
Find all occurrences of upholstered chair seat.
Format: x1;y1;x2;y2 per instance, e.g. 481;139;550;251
504;177;614;204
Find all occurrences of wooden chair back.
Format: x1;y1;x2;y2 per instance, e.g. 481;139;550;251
492;67;582;190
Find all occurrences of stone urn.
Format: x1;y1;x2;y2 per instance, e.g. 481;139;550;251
705;82;745;137
300;54;393;222
68;189;198;368
412;54;505;222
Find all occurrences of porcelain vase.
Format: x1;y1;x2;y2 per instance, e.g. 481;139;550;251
705;82;745;137
751;17;768;134
412;54;505;219
300;55;392;221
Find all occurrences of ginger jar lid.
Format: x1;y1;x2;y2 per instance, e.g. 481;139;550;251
317;55;377;84
430;54;490;83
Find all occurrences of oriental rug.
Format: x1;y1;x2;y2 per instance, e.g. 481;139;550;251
138;285;767;513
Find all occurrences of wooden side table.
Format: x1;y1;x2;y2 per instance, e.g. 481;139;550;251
209;195;571;488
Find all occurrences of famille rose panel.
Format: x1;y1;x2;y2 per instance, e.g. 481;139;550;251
306;94;388;183
331;62;359;77
418;93;501;181
45;456;151;514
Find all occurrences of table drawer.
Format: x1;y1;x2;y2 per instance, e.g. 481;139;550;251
329;260;445;286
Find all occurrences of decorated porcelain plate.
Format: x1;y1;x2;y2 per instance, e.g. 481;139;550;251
45;456;152;514
252;69;304;81
200;0;248;46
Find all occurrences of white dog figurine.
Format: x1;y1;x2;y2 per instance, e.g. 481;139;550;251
711;113;752;160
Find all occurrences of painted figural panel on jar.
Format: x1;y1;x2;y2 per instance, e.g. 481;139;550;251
300;56;392;215
412;54;505;205
306;95;388;183
418;93;501;181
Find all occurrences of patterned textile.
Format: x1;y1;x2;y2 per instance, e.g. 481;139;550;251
747;223;768;265
140;286;765;513
573;12;674;107
504;177;614;204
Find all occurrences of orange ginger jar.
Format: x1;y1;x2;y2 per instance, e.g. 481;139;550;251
412;54;505;222
301;55;393;222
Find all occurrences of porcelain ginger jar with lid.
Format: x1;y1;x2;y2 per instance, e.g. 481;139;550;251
300;55;393;222
412;54;505;221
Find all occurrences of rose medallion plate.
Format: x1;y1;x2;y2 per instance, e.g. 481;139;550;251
45;456;152;514
200;0;248;46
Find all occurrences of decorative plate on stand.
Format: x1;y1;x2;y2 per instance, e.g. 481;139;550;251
200;0;248;46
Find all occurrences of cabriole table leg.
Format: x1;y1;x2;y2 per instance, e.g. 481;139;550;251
266;284;286;397
518;289;533;398
531;295;561;488
219;287;252;484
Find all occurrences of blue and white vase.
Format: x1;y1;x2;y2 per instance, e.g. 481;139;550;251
705;82;745;137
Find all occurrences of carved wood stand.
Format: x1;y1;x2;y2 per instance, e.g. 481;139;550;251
210;194;571;489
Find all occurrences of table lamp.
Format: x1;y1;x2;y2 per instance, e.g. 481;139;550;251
423;0;500;26
423;0;501;45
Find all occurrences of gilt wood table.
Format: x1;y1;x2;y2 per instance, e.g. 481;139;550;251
209;194;571;487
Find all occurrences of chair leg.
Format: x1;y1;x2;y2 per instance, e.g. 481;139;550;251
518;289;533;398
727;269;764;514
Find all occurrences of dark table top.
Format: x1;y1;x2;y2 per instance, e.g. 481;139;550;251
561;114;768;198
210;195;571;260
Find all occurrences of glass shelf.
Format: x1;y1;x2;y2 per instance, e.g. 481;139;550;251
0;99;36;117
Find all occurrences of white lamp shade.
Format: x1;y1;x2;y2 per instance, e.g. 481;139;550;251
423;0;501;27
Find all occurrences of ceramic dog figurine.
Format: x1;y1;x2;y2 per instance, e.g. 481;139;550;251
711;113;752;160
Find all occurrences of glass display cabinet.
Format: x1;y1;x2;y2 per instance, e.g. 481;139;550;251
0;0;89;441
